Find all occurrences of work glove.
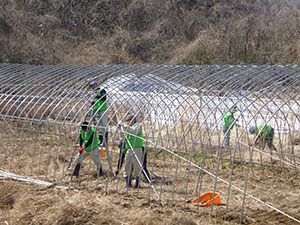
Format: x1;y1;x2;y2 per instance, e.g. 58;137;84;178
115;169;119;176
235;119;241;127
117;121;124;127
79;146;84;154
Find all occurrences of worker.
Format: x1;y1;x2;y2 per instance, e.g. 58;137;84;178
89;81;108;147
115;139;151;182
249;125;277;151
118;114;144;188
72;121;103;178
222;105;239;150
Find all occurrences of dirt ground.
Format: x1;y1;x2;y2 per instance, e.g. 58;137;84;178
1;150;300;225
1;123;300;225
0;175;298;225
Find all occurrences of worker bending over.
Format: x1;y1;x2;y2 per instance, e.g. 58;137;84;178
249;124;277;151
72;121;103;178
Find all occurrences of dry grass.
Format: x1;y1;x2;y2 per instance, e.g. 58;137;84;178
2;1;300;65
285;131;300;146
0;98;88;122
1;160;300;225
0;183;225;225
1;119;300;224
0;182;17;210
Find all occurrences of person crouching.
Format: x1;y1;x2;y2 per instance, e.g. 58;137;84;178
72;121;103;178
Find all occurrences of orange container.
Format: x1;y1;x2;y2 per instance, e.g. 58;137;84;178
191;192;221;207
88;147;106;158
99;148;106;158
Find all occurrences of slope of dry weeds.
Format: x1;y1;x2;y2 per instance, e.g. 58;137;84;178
1;1;300;65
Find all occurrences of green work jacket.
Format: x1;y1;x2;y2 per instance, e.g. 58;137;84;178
81;127;99;152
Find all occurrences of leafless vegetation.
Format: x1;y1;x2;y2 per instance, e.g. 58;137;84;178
0;182;16;209
1;0;300;65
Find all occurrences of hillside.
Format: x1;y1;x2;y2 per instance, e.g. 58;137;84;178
1;0;300;65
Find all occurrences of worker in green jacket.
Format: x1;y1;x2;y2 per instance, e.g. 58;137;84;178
118;114;144;188
90;81;108;147
115;139;150;182
249;125;277;151
223;106;239;150
72;121;103;178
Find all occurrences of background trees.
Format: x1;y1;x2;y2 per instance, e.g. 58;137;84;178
1;0;300;65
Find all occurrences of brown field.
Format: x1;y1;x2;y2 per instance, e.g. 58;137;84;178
1;119;300;225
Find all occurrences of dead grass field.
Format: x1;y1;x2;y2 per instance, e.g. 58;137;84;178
1;121;300;224
0;182;228;225
1;156;300;225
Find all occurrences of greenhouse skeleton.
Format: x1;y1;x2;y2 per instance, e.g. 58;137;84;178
0;63;300;224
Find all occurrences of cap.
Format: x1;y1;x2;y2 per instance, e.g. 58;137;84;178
249;126;255;134
89;81;97;86
81;121;90;131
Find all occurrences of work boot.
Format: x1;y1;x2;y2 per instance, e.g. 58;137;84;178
125;176;129;187
72;163;81;178
125;175;132;187
98;134;103;145
134;176;140;188
143;168;151;182
128;175;132;187
104;132;108;147
98;167;103;176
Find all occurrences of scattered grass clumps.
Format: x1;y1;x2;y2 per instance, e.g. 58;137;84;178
0;182;17;209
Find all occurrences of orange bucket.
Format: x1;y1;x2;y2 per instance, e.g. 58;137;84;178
99;148;106;158
87;147;106;158
191;192;221;207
